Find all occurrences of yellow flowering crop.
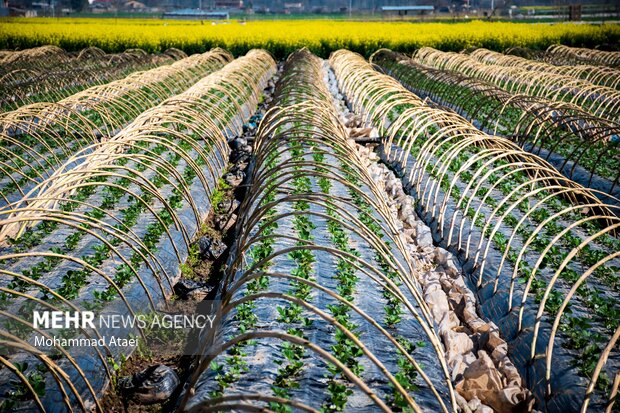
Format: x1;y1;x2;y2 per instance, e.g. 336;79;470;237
0;18;618;58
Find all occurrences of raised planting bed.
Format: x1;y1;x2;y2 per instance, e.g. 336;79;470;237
370;49;620;208
331;49;620;413
0;49;276;412
182;49;456;413
0;48;233;212
545;45;620;68
414;47;620;124
467;48;620;90
0;47;181;113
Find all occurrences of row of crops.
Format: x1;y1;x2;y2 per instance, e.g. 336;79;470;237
332;47;620;411
2;19;620;58
0;42;618;412
0;47;232;213
182;48;457;413
0;45;186;113
412;48;620;124
0;47;275;411
370;49;620;208
530;44;620;70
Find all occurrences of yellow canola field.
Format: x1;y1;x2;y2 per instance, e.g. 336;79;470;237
1;18;618;58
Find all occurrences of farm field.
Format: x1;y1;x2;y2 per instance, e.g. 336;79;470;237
0;25;619;413
1;18;620;57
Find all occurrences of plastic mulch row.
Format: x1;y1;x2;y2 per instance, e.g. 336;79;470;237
330;49;620;413
183;49;455;413
370;49;620;210
0;49;276;412
0;48;233;211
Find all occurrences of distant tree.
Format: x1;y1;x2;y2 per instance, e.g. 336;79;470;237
70;0;88;11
